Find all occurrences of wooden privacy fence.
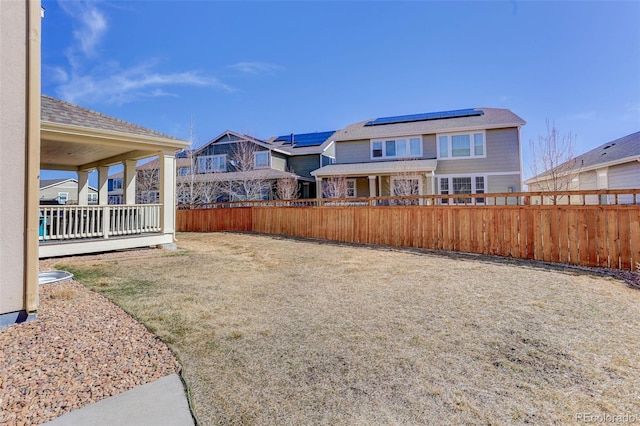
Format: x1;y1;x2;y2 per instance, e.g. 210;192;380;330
176;190;640;271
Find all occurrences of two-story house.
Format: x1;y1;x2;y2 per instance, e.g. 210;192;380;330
177;129;336;201
311;108;526;202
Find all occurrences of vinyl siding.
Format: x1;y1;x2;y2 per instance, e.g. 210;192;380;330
335;139;370;164
487;174;521;193
608;162;640;189
434;128;521;175
197;142;270;172
271;152;287;171
289;155;320;178
40;184;97;204
578;170;597;190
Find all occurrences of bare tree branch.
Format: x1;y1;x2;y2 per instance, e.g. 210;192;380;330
322;176;349;198
276;168;299;200
529;120;581;204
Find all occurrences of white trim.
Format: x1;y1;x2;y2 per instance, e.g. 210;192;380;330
437;171;520;178
370;135;423;160
254;151;270;169
437;130;487;160
437;174;487;204
390;175;423;196
346;178;356;197
197;154;226;173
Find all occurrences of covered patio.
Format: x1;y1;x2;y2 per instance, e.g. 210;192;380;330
311;159;438;203
39;95;189;258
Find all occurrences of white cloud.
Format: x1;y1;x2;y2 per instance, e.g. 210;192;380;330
229;62;284;75
51;0;232;105
58;0;107;57
57;62;234;105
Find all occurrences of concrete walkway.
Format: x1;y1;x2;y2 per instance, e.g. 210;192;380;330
44;374;194;426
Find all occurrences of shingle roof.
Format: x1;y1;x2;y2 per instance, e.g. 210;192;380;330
41;94;180;141
39;178;74;189
525;131;640;183
334;108;525;141
311;159;438;177
570;131;640;169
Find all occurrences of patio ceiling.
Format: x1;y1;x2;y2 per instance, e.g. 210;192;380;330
41;122;188;171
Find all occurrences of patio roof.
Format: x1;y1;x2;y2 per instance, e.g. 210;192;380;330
311;159;438;177
41;95;189;171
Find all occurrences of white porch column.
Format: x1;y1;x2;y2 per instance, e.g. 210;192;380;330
77;170;89;205
124;160;137;205
98;166;109;205
316;177;323;199
159;151;176;236
368;175;377;206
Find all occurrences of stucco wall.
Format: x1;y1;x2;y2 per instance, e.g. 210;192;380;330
0;0;28;315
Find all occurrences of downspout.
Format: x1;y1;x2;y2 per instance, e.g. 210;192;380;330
25;0;42;313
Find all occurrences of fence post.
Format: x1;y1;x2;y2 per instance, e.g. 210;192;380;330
102;205;110;239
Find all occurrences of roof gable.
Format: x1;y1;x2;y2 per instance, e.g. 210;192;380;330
194;130;282;156
335;107;525;141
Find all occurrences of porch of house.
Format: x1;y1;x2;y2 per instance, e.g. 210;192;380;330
311;159;438;204
39;95;188;258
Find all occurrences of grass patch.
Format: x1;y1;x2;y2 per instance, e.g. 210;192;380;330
56;233;640;424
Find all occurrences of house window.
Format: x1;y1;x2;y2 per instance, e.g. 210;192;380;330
88;193;98;203
254;151;270;169
437;131;486;159
112;178;123;190
178;167;189;176
139;191;160;204
198;155;226;173
439;176;485;205
57;192;68;204
371;136;422;159
346;179;356;197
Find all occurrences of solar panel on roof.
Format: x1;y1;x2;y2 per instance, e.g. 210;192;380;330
275;130;335;147
364;109;483;126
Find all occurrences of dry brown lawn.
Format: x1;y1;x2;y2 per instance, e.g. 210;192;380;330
54;232;640;425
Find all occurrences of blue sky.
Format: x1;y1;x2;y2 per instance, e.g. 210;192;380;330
41;0;640;183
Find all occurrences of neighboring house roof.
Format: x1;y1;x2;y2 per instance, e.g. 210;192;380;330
524;131;640;184
39;178;97;191
267;130;338;156
41;95;180;141
334;108;526;142
312;159;438;177
194;130;289;156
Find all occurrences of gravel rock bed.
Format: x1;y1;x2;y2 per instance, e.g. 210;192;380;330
0;279;180;425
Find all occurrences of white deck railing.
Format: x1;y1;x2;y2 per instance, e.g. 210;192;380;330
39;204;162;241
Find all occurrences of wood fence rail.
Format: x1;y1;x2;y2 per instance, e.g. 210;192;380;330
176;190;640;271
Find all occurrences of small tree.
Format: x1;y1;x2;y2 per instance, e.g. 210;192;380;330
136;157;160;204
225;141;272;201
322;176;349;198
276;168;299;200
529;120;580;204
176;118;223;205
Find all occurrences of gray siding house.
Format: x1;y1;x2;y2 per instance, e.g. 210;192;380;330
40;178;98;205
311;108;525;202
525;131;640;204
177;130;336;201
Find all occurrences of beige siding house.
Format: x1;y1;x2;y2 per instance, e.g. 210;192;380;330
525;131;640;204
40;178;98;204
1;0;41;326
312;108;525;202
